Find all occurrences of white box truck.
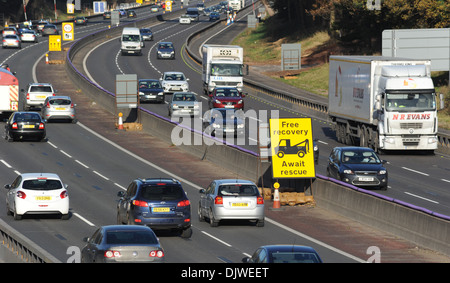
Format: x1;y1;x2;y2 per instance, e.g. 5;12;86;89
0;67;19;116
202;44;244;95
228;0;245;11
328;55;441;152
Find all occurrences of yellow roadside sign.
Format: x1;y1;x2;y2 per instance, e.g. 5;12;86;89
48;35;62;51
269;118;316;178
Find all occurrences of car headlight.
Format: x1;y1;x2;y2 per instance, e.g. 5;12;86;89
237;123;244;128
172;104;179;109
183;83;189;89
194;104;199;109
343;169;354;174
139;92;144;96
158;92;164;96
237;100;243;104
212;123;221;128
379;170;386;175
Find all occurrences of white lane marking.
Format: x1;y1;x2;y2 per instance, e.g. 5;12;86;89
404;192;439;204
73;212;96;226
265;218;366;263
93;170;109;180
75;160;89;168
402;167;429;176
1;160;12;168
201;231;232;247
60;150;72;158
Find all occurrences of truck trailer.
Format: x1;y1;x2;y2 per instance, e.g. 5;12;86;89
202;44;244;95
328;55;441;152
0;67;19;117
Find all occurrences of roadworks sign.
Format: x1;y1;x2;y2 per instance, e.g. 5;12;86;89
269;118;315;178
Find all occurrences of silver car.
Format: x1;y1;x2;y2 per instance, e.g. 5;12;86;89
168;92;200;117
2;34;21;49
198;179;265;227
160;71;189;94
41;96;76;123
81;225;165;263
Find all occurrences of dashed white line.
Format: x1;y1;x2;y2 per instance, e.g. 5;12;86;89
1;160;12;168
60;150;72;158
401;167;429;176
201;231;232;247
404;192;439;204
93;170;109;180
73;213;96;226
75;160;89;168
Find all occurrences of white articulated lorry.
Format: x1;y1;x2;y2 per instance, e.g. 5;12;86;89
202;44;244;95
328;55;441;152
228;0;245;11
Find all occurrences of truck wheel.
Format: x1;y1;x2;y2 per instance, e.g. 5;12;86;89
297;151;305;158
360;126;368;147
277;151;284;158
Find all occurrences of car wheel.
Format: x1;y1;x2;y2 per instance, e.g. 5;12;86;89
209;209;218;227
256;219;264;227
13;208;22;220
198;203;205;222
180;227;192;238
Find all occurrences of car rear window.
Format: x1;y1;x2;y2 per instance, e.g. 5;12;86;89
30;86;52;92
22;179;63;190
49;99;71;105
106;230;158;245
140;184;184;201
14;113;41;122
219;184;259;197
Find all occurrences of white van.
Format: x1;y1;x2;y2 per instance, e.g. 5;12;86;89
120;27;144;55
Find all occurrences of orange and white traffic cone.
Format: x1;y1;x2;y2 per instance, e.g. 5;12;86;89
117;112;124;130
45;53;49;64
270;182;284;211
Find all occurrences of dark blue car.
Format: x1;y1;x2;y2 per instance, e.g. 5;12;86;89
209;12;220;21
242;245;323;263
326;146;388;190
117;178;192;238
138;79;164;103
156;41;175;59
204;108;245;138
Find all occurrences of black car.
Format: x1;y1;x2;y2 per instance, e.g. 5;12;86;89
156;42;175;59
103;11;111;19
74;16;87;25
117;178;192;238
326;146;388;190
127;10;137;18
5;111;46;142
140;28;153;41
242;245;323;263
138;79;164;103
81;225;164;263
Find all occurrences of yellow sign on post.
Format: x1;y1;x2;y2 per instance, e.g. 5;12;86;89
269;118;316;178
48;35;62;51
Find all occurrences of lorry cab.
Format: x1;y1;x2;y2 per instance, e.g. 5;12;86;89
120;27;144;56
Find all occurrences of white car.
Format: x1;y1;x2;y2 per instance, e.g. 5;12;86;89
160;71;189;94
179;14;191;24
5;173;70;220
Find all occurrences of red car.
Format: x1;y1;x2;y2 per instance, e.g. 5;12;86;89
208;87;245;110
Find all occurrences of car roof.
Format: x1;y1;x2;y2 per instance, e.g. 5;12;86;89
19;173;61;180
139;79;159;82
101;225;153;232
29;82;52;86
159;41;173;45
46;95;71;100
138;178;181;185
337;146;375;152
214;179;255;185
262;245;319;253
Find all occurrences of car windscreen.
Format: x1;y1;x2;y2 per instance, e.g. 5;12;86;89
106;230;158;245
22;179;63;190
342;150;381;164
218;184;259;197
14;113;41;122
140;184;184;201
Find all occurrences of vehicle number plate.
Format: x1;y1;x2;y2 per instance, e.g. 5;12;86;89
225;105;234;108
231;203;248;207
36;95;46;99
359;177;374;181
35;196;51;201
55;107;65;110
153;207;170;212
23;125;35;128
